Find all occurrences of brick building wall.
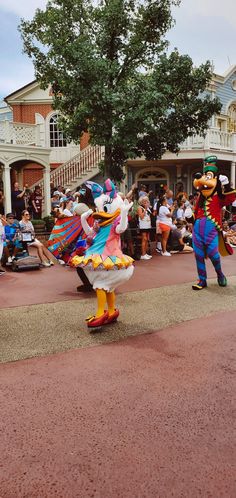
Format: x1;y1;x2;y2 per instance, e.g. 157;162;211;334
12;104;53;123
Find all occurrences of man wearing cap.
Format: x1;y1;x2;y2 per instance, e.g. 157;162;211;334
3;213;22;264
192;155;236;290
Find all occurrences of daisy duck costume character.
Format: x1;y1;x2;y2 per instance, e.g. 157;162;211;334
192;155;236;290
70;179;134;327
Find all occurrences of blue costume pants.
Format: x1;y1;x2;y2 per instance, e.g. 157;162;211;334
192;218;225;284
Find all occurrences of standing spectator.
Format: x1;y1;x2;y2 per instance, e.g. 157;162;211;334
176;199;185;219
165;189;174;207
156;197;175;256
30;186;43;219
138;184;148;197
0;189;5;215
137;196;152;260
11;182;26;220
24;184;32;213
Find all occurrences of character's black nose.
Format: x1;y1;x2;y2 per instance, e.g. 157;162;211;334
194;172;202;179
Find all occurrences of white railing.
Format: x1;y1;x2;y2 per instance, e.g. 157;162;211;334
180;129;234;151
0;120;40;145
31;144;105;195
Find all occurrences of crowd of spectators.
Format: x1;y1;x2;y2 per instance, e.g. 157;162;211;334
1;178;236;275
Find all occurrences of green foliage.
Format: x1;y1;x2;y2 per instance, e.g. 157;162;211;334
43;215;55;230
31;219;46;227
19;0;221;181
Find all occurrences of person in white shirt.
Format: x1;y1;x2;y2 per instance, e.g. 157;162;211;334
60;198;74;217
156;197;175;256
137;196;152;260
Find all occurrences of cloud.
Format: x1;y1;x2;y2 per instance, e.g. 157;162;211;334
168;0;236;74
0;0;47;19
172;0;236;28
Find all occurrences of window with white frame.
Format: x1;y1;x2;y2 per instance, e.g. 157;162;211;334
49;114;67;147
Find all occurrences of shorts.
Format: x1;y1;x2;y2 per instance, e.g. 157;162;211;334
139;228;151;233
159;223;171;232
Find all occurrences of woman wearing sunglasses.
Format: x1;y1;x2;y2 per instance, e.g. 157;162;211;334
19;210;54;267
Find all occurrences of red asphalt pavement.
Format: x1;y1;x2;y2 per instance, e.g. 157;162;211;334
1;250;236;308
0;252;236;497
0;310;236;497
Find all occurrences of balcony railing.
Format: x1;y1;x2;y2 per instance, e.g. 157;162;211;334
180;128;234;151
0;120;40;145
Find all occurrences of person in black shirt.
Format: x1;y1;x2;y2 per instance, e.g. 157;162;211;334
11;182;26;220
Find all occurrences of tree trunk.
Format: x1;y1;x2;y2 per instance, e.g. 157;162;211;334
104;145;112;179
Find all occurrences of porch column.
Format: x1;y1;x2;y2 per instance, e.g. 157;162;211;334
230;161;236;189
43;165;51;216
2;163;12;213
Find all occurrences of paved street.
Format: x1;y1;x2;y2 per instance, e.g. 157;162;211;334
0;252;236;497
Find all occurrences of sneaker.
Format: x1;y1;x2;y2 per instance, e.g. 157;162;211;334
140;254;151;260
7;256;13;263
58;259;65;265
145;254;152;259
49;260;55;266
170;250;179;254
42;261;51;267
156;247;162;253
161;251;171;256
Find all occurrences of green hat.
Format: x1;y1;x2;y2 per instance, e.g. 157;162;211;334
203;155;218;174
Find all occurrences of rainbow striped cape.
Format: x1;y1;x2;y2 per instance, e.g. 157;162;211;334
47;216;88;261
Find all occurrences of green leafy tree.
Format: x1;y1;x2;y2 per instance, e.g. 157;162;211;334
20;0;221;180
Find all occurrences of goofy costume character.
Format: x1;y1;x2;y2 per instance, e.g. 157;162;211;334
70;179;134;327
192;155;236;290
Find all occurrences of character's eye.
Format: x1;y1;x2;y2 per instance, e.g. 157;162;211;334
206;172;214;180
194;172;202;179
103;202;112;213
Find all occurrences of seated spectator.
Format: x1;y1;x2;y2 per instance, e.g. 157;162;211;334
168;220;193;254
60;198;74;217
222;220;236;248
0;214;7;274
51;192;61;211
65;188;74;200
3;213;22;264
19;210;54;267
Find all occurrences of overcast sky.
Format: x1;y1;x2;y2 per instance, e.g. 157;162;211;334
0;0;235;99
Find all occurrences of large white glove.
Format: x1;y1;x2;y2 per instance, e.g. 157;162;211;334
81;209;94;235
116;200;133;234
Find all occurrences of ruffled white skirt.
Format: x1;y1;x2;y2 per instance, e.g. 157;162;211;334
84;265;134;292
